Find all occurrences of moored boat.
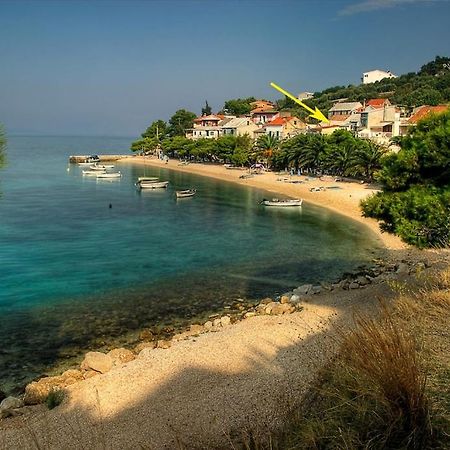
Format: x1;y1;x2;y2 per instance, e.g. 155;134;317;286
261;198;303;207
137;180;169;189
96;171;122;179
176;189;196;198
90;164;114;171
137;176;159;182
83;169;105;176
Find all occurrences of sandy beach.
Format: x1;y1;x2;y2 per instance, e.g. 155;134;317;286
120;156;405;250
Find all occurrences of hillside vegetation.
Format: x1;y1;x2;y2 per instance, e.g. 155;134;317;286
278;56;450;120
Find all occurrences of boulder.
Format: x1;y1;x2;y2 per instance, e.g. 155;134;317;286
259;297;273;305
203;320;213;330
268;302;295;315
156;339;171;349
356;276;369;286
134;341;156;354
280;295;291;304
244;311;257;318
24;370;83;405
80;352;113;374
220;316;231;327
294;284;312;295
107;348;135;367
139;329;155;341
396;262;409;274
349;282;360;289
212;318;222;328
289;294;301;305
189;324;204;335
310;285;322;295
0;396;24;418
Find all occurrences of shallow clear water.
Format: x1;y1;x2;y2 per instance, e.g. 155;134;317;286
0;136;381;391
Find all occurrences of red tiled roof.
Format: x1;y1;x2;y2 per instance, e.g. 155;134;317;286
408;105;448;124
251;107;278;114
366;98;389;108
265;117;287;126
194;115;222;122
330;114;350;122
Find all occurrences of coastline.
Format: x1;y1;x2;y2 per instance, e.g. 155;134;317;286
119;156;405;251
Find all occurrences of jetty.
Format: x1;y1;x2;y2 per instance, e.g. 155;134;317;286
69;155;131;163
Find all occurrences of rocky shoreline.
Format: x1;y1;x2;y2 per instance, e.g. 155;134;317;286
0;254;431;420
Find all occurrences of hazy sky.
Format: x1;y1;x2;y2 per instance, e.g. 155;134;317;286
1;0;449;137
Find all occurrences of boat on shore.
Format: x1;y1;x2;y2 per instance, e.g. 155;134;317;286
261;198;303;207
97;172;121;179
137;180;169;189
176;189;196;198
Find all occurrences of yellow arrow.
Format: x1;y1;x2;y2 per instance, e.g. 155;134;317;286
270;82;329;123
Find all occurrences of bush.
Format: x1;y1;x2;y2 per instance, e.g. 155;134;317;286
46;389;66;410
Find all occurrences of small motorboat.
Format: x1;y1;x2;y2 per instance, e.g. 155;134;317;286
90;164;114;171
261;198;303;207
176;189;196;198
83;169;105;176
137;180;169;189
96;172;121;179
137;176;159;182
78;162;94;166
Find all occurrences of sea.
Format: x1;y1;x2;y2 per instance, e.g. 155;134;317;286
0;135;381;393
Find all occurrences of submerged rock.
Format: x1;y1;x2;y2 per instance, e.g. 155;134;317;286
294;284;312;295
80;352;113;374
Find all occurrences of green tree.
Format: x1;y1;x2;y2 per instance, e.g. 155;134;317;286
0;124;6;168
255;134;279;166
201;100;212;116
223;97;256;115
362;111;450;248
130;137;160;154
162;136;194;158
141;120;168;141
168;109;197;137
354;140;387;181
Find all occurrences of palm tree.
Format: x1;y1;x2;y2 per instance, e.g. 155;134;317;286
354;141;388;181
324;144;358;176
254;134;279;167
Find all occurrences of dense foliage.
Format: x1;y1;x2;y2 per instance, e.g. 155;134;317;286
277;56;450;121
222;97;256;115
361;111;450;248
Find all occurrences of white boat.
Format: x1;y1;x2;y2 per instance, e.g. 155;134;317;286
96;172;121;179
261;198;303;207
138;181;169;189
78;162;93;166
83;169;105;176
90;164;114;171
137;176;159;182
176;189;196;198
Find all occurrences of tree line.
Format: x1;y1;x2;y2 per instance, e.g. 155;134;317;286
361;111;450;248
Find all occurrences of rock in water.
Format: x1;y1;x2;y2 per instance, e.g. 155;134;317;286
80;352;113;374
294;284;312;295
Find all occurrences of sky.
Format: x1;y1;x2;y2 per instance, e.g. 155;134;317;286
0;0;449;137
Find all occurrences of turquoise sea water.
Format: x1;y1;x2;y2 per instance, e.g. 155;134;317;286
0;136;381;392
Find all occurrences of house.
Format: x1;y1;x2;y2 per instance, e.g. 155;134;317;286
298;92;314;100
328;101;363;120
250;107;279;125
399;105;448;135
185;115;235;140
362;69;397;84
250;100;276;110
264;116;306;139
365;98;391;109
358;102;401;142
221;117;259;138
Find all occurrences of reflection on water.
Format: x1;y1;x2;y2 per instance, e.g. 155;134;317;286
0;137;382;392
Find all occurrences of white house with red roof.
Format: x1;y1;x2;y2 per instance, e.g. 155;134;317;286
250;106;280;125
263;115;306;139
185;114;235;140
399;105;448;135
